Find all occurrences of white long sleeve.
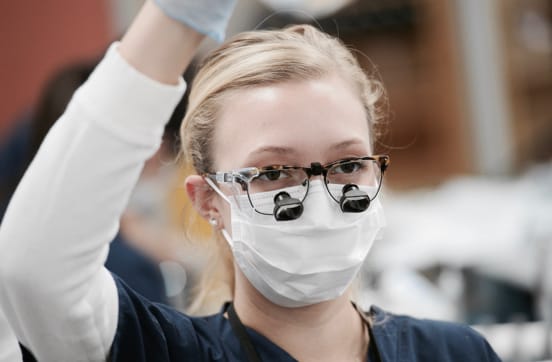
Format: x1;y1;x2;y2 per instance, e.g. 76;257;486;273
0;43;186;361
0;308;22;362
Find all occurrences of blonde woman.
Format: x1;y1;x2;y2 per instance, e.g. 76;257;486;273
0;1;501;361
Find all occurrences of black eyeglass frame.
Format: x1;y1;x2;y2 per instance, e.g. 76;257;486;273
203;155;390;216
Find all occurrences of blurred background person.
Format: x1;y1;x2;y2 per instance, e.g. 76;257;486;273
0;56;205;310
0;55;200;361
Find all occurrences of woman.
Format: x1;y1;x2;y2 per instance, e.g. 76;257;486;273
0;1;501;361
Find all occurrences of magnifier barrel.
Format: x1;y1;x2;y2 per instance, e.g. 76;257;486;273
339;184;370;213
273;191;304;221
272;184;369;220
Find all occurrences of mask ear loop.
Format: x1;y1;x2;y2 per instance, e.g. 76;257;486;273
204;176;231;204
203;176;235;246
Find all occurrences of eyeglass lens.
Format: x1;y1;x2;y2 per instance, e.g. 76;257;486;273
245;159;381;215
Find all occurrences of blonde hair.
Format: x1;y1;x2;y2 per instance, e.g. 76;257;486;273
180;24;385;315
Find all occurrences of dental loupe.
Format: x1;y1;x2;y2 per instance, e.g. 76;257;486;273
273;191;304;221
339;184;370;213
272;183;370;221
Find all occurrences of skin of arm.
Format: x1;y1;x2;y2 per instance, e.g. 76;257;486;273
119;0;204;85
0;1;203;360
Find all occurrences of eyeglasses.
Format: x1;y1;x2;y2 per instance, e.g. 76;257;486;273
204;155;390;217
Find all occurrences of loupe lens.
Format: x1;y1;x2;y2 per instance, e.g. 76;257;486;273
273;191;304;221
339;184;370;212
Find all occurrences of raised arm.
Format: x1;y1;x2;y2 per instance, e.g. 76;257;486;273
119;1;204;85
0;308;21;362
0;1;235;360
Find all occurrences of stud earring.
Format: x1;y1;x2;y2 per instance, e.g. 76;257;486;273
209;218;218;227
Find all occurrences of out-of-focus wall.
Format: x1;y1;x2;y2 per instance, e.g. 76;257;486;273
500;0;552;169
0;1;111;139
346;1;473;189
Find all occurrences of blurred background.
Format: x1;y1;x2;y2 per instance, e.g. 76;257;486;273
1;0;551;361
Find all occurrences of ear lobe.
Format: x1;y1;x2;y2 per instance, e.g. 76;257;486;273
185;175;216;220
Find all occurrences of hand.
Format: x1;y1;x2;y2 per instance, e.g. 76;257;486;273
153;0;238;42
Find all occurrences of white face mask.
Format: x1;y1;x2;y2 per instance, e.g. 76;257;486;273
211;180;385;308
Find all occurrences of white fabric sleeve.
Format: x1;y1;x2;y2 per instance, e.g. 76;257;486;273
0;308;22;362
0;42;186;362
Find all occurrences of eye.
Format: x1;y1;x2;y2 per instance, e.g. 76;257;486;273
332;161;362;174
258;169;289;181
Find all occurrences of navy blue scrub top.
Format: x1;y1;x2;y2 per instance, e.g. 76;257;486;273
108;275;501;362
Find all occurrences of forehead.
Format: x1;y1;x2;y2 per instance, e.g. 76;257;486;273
213;74;371;170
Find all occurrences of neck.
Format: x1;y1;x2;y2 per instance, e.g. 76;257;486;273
232;269;368;362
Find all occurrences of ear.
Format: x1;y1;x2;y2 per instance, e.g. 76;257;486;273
185;175;218;221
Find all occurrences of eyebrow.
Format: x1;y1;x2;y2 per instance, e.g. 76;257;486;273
329;138;369;151
250;139;366;155
242;145;298;167
242;139;368;167
249;145;298;156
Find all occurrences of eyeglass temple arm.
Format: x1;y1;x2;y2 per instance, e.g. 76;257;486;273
205;172;233;183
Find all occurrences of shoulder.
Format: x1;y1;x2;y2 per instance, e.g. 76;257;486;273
368;306;502;362
109;274;233;361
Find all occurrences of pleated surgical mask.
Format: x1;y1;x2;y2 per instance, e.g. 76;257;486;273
212;180;385;307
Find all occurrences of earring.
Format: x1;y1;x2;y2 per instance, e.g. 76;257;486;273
209;218;218;227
